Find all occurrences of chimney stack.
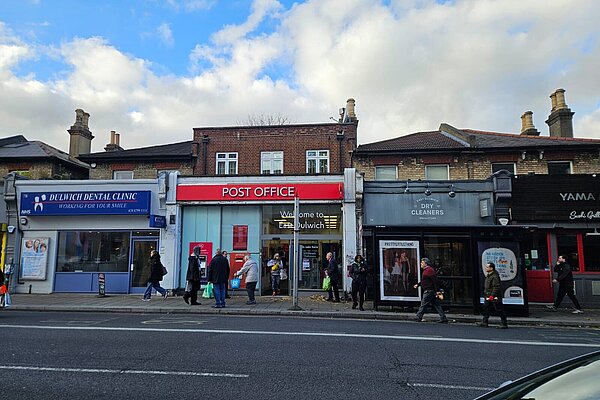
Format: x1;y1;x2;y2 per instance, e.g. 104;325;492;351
520;111;540;136
104;130;124;152
68;109;94;157
545;88;574;138
339;98;358;123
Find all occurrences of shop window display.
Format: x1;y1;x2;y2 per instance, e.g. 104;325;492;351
57;231;130;273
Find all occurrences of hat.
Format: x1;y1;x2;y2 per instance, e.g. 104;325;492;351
421;257;431;265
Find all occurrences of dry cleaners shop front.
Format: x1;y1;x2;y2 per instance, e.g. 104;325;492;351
14;180;166;294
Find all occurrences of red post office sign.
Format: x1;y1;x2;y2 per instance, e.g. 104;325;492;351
177;182;343;201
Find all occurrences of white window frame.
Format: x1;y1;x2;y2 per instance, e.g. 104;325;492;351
375;166;398;180
425;164;449;180
491;162;516;175
261;151;284;175
216;152;238;175
113;170;134;180
547;161;572;175
306;150;329;174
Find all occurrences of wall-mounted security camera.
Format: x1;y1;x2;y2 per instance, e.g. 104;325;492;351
7;225;15;234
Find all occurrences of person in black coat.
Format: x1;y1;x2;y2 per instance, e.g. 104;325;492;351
350;254;369;310
547;255;583;313
183;246;202;305
208;248;230;308
325;252;340;302
142;250;168;301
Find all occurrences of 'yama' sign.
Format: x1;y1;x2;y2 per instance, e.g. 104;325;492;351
560;192;596;201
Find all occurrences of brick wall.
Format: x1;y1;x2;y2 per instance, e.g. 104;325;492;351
0;161;84;180
89;161;194;179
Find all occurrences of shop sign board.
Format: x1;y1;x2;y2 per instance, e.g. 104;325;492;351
20;191;151;216
149;215;166;228
177;183;343;201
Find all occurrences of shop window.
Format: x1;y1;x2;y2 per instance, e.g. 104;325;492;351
547;161;572;175
57;231;131;273
491;163;515;175
306;150;329;174
375;166;397;180
583;234;600;272
261;151;283;175
556;234;579;271
523;232;550;270
425;164;449;180
216;152;238;175
262;204;342;235
113;170;133;179
10;169;31;178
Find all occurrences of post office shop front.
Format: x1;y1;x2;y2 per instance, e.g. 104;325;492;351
361;179;528;315
176;175;356;295
13;180;168;294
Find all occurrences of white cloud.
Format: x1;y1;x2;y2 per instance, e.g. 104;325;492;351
1;0;600;155
157;23;174;46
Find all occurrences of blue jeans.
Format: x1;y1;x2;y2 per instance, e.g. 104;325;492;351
271;275;281;293
416;290;447;322
143;281;166;299
213;282;227;306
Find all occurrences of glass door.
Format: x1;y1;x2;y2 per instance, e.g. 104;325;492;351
130;239;158;293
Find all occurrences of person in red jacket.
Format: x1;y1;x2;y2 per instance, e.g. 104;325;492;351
414;257;448;323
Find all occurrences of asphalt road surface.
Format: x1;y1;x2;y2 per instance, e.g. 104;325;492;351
1;311;599;400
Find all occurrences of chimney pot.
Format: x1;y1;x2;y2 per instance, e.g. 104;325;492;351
555;88;568;109
549;92;557;112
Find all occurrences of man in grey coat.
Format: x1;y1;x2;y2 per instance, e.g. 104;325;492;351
235;254;258;305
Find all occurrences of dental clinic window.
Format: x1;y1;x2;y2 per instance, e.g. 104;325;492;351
425;164;449;180
375;166;397;180
547;161;572;175
261;151;283;175
56;231;130;273
306;150;329;174
216;152;238;175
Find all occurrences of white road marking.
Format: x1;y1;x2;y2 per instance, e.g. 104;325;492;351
1;324;599;348
141;319;207;325
408;382;494;391
0;365;248;378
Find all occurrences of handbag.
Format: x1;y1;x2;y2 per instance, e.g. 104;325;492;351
280;269;288;280
322;276;331;291
0;284;6;295
185;281;193;292
230;278;241;289
202;282;214;299
161;264;168;276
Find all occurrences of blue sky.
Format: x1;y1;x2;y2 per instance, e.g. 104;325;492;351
1;0;600;152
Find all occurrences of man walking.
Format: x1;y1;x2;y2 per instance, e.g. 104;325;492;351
414;257;448;323
476;262;508;329
235;254;258;305
183;246;202;305
208;248;230;308
546;255;584;313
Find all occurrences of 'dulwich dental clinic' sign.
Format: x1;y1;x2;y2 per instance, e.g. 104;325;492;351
20;191;151;216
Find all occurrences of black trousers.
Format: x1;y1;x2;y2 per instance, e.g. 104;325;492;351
351;280;366;307
481;299;507;323
554;284;582;309
183;281;201;304
328;278;340;301
246;281;257;302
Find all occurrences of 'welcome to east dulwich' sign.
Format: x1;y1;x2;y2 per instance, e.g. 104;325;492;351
20;191;151;216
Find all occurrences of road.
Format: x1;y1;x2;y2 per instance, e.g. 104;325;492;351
1;311;599;400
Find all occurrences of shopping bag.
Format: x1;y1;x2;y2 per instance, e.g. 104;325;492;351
185;280;193;292
2;292;11;308
280;269;288;280
230;278;241;289
202;282;214;299
322;276;331;291
0;284;7;295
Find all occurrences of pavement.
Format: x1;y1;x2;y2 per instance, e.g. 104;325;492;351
3;292;599;328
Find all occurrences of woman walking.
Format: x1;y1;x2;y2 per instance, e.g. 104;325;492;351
142;250;168;301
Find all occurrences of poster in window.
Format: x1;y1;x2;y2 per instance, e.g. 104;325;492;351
232;225;248;250
379;240;420;301
21;237;49;280
478;242;525;305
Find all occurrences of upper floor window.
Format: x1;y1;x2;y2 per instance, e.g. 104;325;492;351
261;151;283;175
375;166;397;180
10;170;31;178
216;152;238;175
425;164;449;180
113;171;133;179
491;163;516;175
306;150;329;174
547;161;572;175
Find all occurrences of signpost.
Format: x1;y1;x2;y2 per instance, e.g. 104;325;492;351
98;273;106;297
289;197;302;311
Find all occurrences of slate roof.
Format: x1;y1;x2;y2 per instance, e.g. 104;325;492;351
355;125;600;153
0;135;89;169
78;140;194;162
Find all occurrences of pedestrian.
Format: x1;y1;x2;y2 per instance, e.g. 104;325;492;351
414;257;448;323
325;252;341;302
142;250;168;301
267;253;284;296
546;255;584;313
208;248;230;308
476;262;508;329
350;254;368;310
183;246;202;305
222;250;232;299
235;254;258;305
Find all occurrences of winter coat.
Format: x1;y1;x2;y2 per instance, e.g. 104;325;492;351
237;258;259;283
484;269;502;299
350;260;368;284
326;257;340;281
187;254;201;282
417;266;439;292
208;254;230;284
554;262;574;286
148;253;164;283
267;258;284;276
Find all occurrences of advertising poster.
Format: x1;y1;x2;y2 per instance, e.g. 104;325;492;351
21;237;49;280
379;240;420;301
478;242;525;305
232;225;248;250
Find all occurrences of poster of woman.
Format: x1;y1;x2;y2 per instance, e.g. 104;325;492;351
379;240;420;301
21;237;50;280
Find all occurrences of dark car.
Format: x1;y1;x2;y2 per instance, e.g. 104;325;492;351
475;350;600;400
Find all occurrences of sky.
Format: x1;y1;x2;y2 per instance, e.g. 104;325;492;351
1;0;600;153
